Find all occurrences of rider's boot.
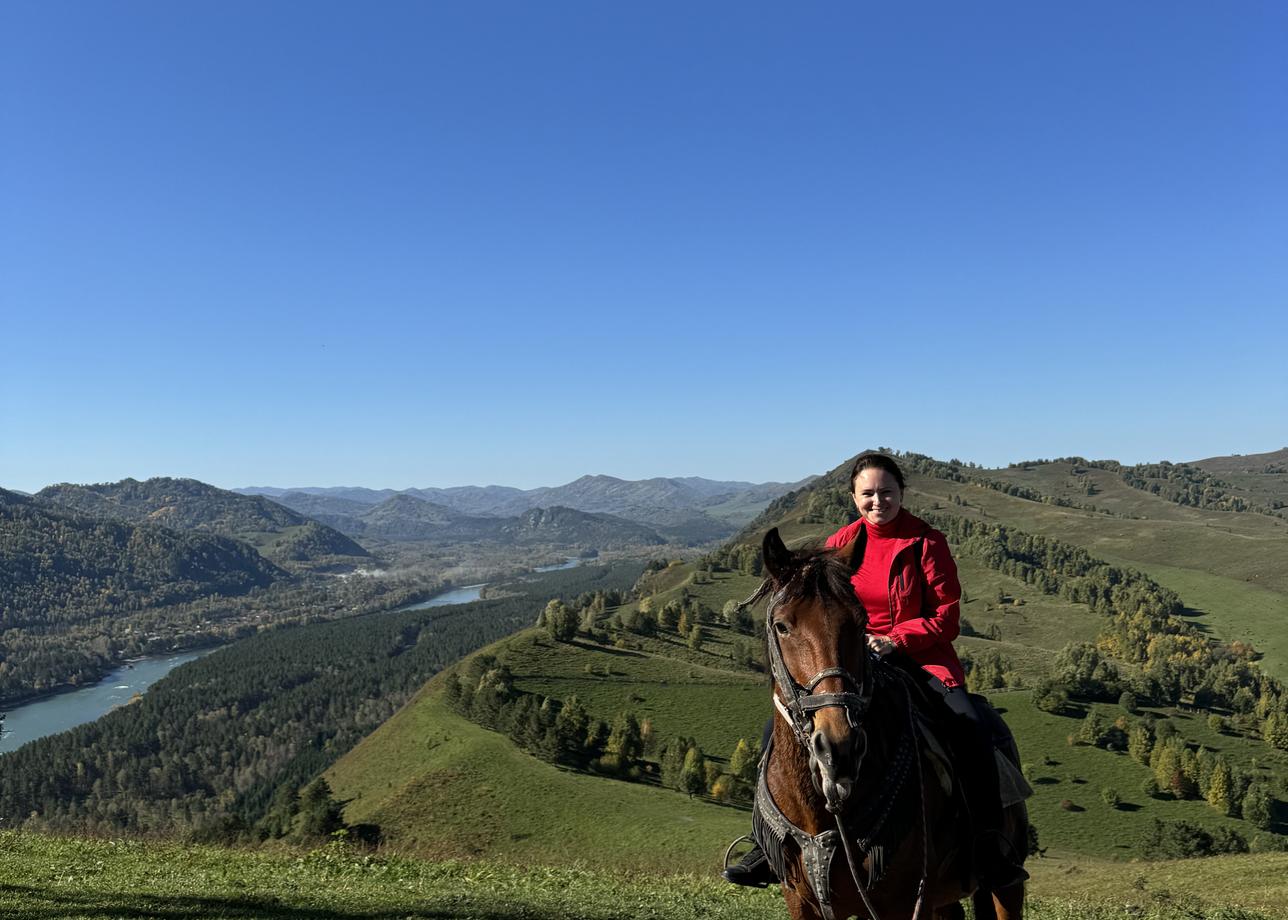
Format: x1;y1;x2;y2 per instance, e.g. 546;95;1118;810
722;842;778;888
966;748;1028;890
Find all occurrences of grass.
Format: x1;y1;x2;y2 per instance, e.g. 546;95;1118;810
0;830;1284;919
325;689;753;873
990;691;1286;857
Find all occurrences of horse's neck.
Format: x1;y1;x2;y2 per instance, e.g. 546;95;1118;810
767;680;909;836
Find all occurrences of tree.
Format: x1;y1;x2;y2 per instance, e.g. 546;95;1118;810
296;778;346;840
603;712;644;773
1053;642;1122;700
729;738;758;786
688;625;704;651
1263;712;1288;751
1206;759;1233;815
1242;784;1273;830
1078;711;1110;747
1128;723;1153;765
543;600;577;642
681;747;706;798
660;737;688;790
554;695;591;765
659;601;681;632
1033;680;1069;714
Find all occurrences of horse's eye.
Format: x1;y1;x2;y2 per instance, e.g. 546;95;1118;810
774;621;790;637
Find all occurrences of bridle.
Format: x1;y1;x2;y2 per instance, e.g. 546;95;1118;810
763;586;874;756
748;578;933;920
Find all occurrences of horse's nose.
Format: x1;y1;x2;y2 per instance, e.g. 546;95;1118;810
810;727;856;813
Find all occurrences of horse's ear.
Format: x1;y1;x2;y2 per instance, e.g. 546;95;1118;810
762;527;794;582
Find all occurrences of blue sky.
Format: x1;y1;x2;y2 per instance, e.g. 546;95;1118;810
3;2;1285;492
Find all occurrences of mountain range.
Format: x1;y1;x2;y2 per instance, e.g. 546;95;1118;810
239;474;812;544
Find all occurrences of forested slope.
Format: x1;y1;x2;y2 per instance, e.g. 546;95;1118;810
37;477;370;567
0;562;644;838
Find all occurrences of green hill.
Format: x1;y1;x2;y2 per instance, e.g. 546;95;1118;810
324;448;1288;875
37;477;370;569
327;689;751;872
0;487;287;703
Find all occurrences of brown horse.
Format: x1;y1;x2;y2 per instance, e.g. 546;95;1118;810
751;527;1026;920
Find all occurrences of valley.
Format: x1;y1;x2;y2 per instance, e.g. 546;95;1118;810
1;449;1286;918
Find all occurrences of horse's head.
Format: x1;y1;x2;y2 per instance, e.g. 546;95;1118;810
760;526;871;814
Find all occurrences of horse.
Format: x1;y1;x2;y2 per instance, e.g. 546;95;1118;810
747;526;1027;920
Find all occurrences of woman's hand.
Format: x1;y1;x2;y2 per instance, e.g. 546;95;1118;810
866;635;896;657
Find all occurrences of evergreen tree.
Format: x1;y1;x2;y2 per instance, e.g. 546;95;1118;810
296;778;346;840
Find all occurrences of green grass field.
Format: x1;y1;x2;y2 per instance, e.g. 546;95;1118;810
988;691;1288;858
3;829;1287;920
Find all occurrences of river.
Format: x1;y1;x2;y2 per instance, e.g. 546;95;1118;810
0;557;584;753
0;650;212;754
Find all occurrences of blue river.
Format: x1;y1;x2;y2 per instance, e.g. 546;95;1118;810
0;558;582;754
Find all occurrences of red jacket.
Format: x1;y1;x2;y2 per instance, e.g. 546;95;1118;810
825;510;967;688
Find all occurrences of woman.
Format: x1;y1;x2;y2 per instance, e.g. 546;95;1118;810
723;453;1025;889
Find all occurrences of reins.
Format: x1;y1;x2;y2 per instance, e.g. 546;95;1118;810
740;579;935;920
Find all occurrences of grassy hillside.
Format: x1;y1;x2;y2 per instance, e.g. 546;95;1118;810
326;686;753;872
324;449;1287;879
3;830;1285;920
905;462;1288;681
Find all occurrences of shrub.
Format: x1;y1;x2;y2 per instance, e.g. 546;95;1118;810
1139;818;1247;858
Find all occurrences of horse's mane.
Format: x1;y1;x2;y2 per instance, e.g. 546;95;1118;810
748;542;867;626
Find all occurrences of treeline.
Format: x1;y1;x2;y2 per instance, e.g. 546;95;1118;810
444;651;761;805
0;562;643;839
0;561;449;706
1007;456;1284;518
1119;461;1284;516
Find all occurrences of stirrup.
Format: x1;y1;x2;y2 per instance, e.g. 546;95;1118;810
722;835;776;888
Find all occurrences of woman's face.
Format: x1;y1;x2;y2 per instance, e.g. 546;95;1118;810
852;468;903;527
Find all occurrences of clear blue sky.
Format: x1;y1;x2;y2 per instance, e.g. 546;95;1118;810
3;2;1285;492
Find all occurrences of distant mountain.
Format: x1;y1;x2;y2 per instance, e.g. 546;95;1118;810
313;494;665;548
501;506;664;549
242;485;400;506
353;495;502;542
238;474;811;544
0;488;284;622
38;478;369;567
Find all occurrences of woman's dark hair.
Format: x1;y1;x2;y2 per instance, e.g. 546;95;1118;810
849;452;906;493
